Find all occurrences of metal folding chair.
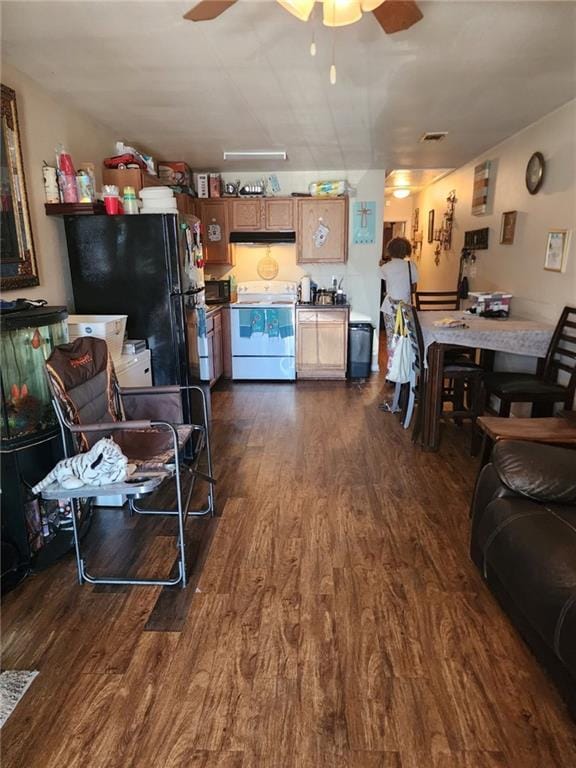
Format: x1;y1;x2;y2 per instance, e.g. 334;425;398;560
41;336;215;587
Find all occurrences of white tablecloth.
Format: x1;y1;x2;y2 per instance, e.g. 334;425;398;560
419;311;554;359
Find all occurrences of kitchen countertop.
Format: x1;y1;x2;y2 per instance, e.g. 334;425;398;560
205;303;229;315
349;311;373;324
297;303;350;310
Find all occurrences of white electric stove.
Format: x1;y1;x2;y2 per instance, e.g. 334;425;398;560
231;280;298;380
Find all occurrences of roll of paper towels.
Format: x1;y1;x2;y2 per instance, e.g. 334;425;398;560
301;276;311;303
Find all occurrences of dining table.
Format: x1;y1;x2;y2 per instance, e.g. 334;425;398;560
418;310;554;451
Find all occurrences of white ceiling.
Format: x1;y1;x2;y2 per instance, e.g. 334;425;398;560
2;0;576;172
385;167;453;194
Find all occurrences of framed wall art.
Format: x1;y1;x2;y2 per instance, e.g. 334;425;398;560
500;211;517;245
1;84;39;289
543;229;571;273
352;200;376;244
427;210;435;243
472;160;491;216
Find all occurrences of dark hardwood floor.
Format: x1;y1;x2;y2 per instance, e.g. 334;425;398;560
2;373;575;767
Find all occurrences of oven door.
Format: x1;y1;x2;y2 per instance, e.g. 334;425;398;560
230;304;295;379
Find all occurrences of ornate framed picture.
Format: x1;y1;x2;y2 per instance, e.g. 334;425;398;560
500;211;517;245
427;210;435;243
544;230;570;273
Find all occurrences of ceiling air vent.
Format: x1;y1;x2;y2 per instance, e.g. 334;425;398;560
419;132;448;143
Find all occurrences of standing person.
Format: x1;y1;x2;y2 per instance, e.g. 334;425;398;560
379;236;418;411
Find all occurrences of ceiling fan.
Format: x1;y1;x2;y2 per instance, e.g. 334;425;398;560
183;1;423;35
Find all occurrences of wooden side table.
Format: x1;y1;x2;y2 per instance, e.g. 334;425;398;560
477;413;576;465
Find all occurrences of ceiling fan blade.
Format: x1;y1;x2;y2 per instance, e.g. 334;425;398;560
183;0;238;22
372;1;423;34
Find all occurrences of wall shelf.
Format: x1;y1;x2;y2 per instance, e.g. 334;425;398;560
45;202;106;216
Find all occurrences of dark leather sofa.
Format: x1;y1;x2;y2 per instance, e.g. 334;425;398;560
470;440;576;716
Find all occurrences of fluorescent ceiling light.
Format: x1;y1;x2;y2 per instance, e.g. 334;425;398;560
392;188;411;199
223;151;287;161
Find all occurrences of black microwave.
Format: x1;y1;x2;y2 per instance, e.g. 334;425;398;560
204;279;231;304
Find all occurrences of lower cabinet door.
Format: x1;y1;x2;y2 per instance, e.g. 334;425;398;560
213;325;223;383
296;322;320;375
220;307;232;378
296;313;348;379
317;321;347;372
206;331;216;385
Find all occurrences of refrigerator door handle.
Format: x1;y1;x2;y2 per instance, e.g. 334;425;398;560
172;293;186;344
172;287;205;297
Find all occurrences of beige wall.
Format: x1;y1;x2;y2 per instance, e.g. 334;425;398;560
1;60;118;306
211;170;386;330
384;195;413;228
414;99;576;323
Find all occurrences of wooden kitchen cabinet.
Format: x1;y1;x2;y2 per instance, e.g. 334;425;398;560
208;309;224;386
174;193;195;215
189;308;224;387
297;197;348;264
264;199;294;230
199;200;233;265
102;168;194;214
296;307;348;379
102;167;163;194
230;199;262;230
220;306;233;378
228;198;295;232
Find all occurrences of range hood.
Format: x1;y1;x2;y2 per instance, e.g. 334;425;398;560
229;231;296;245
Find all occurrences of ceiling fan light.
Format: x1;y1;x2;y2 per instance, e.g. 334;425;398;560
392;188;411;199
277;0;315;22
323;0;362;27
360;0;385;11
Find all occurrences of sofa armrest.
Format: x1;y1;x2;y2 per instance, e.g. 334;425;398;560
492;440;576;504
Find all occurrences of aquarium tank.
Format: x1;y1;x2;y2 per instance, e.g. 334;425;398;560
1;306;68;444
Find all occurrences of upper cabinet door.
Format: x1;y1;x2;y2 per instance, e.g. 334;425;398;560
200;200;232;265
297;198;348;263
264;199;294;231
230;199;262;230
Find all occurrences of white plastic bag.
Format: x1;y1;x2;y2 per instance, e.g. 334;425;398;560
386;304;413;384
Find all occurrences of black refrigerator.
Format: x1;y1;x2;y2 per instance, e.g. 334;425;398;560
64;213;205;421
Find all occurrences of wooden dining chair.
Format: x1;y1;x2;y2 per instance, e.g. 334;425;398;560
415;289;477;364
482;306;576;417
415;291;460;311
401;304;484;453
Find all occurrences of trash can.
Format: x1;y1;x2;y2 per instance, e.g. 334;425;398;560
347;322;374;378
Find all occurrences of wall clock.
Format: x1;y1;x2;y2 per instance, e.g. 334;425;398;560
525;151;545;195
